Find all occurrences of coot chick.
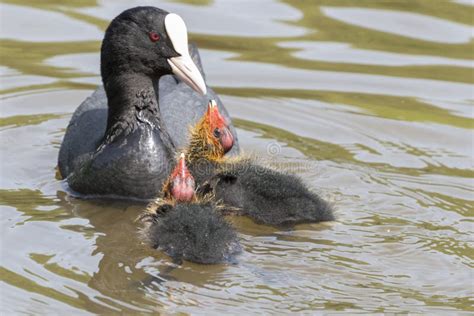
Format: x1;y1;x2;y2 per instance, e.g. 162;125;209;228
58;7;239;199
187;101;335;227
139;154;241;264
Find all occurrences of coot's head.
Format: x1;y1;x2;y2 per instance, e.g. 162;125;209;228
101;6;206;94
206;100;234;153
165;153;195;202
189;100;234;161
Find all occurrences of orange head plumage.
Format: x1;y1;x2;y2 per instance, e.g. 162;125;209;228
187;100;234;162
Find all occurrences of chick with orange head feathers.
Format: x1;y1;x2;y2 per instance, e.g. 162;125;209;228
185;100;335;227
186;100;234;163
139;153;241;264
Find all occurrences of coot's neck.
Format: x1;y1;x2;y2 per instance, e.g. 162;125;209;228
104;73;156;130
102;72;175;151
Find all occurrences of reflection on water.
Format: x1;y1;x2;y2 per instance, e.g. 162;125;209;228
278;41;474;67
77;0;306;37
321;6;473;44
0;0;473;314
0;4;102;42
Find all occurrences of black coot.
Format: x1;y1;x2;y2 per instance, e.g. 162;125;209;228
58;7;239;199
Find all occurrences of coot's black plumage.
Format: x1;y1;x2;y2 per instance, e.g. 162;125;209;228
199;160;335;227
139;154;241;264
187;101;335;227
141;200;241;264
58;6;239;199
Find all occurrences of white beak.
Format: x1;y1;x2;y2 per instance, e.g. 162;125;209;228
165;13;207;95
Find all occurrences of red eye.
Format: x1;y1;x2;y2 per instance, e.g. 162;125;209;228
149;32;160;42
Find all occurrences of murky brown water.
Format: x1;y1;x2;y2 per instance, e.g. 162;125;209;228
1;0;473;314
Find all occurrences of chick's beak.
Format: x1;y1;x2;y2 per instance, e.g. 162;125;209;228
207;100;234;153
220;127;234;153
170;153;195;202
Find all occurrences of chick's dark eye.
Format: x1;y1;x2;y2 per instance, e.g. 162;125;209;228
213;128;221;138
149;32;160;42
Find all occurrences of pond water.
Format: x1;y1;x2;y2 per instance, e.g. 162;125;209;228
1;0;473;314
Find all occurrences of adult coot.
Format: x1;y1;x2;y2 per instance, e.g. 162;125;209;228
139;153;241;264
58;7;239;199
187;101;335;227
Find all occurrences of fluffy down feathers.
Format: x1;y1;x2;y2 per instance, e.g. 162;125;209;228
140;199;241;264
